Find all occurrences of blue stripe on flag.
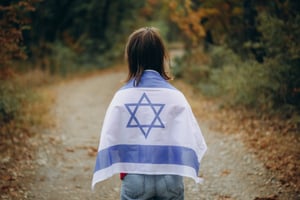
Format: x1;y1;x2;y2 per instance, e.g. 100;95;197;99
94;145;199;173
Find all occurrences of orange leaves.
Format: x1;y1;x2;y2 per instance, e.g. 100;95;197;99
168;0;219;46
16;0;37;12
0;0;38;68
140;0;161;19
147;0;159;6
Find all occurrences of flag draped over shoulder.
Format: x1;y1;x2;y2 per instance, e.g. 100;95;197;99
92;70;207;189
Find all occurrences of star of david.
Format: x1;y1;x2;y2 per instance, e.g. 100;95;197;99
125;93;165;138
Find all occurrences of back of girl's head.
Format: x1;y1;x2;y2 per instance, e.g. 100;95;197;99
125;27;171;86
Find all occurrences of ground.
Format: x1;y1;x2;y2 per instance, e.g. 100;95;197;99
16;67;297;200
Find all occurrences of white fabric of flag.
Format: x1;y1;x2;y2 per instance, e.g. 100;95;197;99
92;70;207;189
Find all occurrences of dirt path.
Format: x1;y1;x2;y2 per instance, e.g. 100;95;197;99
27;69;296;200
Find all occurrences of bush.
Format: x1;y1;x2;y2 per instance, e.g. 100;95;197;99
31;42;115;76
257;12;300;110
0;80;31;125
181;11;300;117
172;47;210;84
177;44;299;118
197;46;272;108
0;70;53;140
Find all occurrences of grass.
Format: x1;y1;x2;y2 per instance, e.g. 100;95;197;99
0;69;55;199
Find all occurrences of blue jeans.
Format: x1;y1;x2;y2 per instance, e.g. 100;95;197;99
120;174;184;200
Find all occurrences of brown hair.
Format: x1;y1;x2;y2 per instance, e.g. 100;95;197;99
125;27;171;86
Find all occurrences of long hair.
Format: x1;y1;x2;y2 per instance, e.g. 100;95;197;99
125;27;171;86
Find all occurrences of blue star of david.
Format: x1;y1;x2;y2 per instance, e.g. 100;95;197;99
125;93;165;138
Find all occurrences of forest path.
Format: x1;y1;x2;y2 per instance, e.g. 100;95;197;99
27;67;290;200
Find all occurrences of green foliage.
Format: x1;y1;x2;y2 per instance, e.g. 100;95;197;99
256;12;300;109
172;47;210;83
0;70;53;139
171;56;185;78
21;0;172;74
2;0;182;75
176;42;299;115
27;1;147;59
48;42;78;75
30;41;116;76
203;46;273;108
0;80;32;125
173;0;300;117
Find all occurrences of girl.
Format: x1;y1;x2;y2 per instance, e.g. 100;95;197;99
92;27;207;200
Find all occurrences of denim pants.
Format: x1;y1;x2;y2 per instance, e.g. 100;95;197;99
120;174;184;200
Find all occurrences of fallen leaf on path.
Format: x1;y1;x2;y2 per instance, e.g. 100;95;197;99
48;136;61;144
65;147;74;152
87;147;97;157
220;169;231;177
1;175;12;181
254;195;278;200
218;195;235;200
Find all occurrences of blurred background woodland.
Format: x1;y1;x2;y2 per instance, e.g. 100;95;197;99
1;0;300;122
1;0;300;141
1;0;300;198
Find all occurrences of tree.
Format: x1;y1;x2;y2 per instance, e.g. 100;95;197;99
169;0;300;111
167;0;219;47
26;1;147;56
0;0;37;75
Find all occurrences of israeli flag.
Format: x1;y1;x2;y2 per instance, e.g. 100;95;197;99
92;70;207;189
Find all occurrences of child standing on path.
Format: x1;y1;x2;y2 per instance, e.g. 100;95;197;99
92;27;207;200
